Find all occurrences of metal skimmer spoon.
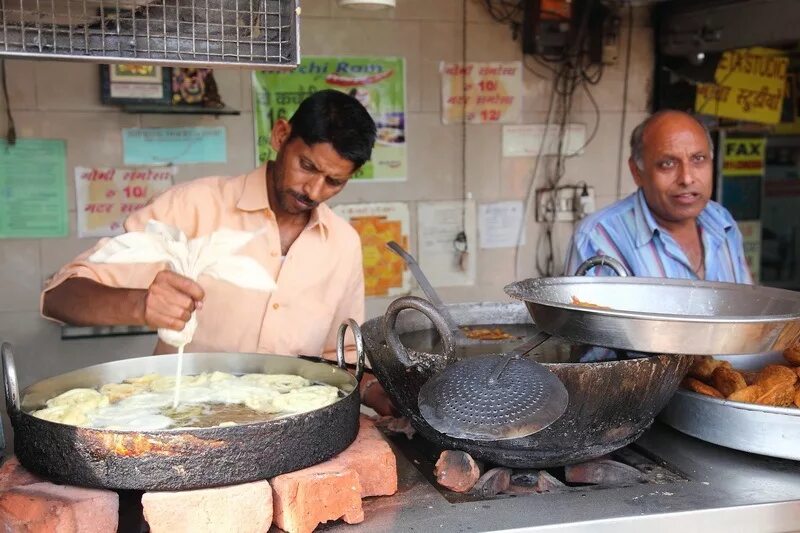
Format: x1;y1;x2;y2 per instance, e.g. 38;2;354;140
417;328;568;441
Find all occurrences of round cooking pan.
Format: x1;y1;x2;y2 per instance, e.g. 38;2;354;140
505;276;800;355
361;298;693;468
1;321;364;491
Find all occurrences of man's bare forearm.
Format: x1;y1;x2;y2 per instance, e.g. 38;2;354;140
42;278;146;326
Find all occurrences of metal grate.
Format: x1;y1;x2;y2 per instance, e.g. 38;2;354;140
0;0;298;68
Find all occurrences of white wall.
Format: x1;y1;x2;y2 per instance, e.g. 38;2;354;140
0;0;654;389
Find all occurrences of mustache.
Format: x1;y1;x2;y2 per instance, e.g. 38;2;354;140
288;190;318;208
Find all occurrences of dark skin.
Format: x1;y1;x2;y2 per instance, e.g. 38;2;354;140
628;111;714;278
43;119;395;416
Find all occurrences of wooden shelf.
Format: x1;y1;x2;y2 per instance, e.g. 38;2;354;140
121;104;241;116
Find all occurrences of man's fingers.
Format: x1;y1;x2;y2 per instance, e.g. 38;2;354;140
163;272;205;302
145;309;187;331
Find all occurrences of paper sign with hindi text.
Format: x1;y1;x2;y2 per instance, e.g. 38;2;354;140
75;166;176;238
440;61;522;124
332;202;411;298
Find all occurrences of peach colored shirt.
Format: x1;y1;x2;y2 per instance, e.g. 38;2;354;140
42;166;365;361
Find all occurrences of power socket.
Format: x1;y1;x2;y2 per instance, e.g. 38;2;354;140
536;186;595;222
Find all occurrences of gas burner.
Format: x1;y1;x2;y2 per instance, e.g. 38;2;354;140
387;434;689;503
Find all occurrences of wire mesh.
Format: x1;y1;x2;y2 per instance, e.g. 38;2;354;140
0;0;298;67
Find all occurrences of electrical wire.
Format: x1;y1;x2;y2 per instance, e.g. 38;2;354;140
615;4;634;199
1;60;16;145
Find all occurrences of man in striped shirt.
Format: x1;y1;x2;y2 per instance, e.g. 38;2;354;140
564;110;752;284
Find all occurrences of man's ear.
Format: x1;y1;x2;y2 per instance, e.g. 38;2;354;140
628;157;644;188
270;119;291;152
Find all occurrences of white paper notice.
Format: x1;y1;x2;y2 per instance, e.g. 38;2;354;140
478;201;526;249
417;200;476;287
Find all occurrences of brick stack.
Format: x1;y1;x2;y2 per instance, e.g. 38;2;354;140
0;416;397;533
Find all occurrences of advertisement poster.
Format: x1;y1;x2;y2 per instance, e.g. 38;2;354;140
695;47;788;125
738;220;762;283
722;137;766;176
440;61;522;124
253;56;407;181
75;166;176;238
0;139;68;238
417;200;476;287
333;202;411;297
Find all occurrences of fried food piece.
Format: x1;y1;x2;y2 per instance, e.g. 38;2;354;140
754;383;796;407
570;296;611;310
462;327;516;341
688;356;732;381
737;369;759;386
783;344;800;365
710;366;747;397
795;389;800;409
728;385;763;403
755;365;798;389
100;383;138;403
682;377;724;399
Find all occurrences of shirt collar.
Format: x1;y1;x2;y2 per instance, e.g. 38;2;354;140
633;187;733;248
236;164;331;241
633;188;661;248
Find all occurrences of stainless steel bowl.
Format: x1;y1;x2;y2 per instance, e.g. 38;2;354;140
505;277;800;355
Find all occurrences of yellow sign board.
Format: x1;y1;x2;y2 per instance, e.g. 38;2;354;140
721;138;765;177
440;62;522;124
695;47;788;125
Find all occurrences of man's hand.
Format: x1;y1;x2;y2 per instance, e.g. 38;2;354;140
138;271;205;331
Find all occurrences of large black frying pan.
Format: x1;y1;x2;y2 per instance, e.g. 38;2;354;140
1;321;364;491
361;298;692;468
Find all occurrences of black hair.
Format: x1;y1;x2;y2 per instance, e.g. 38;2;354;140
287;89;377;170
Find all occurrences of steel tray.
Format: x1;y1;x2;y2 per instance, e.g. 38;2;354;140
659;353;800;461
505;277;800;355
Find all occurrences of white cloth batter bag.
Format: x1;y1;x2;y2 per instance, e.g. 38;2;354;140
89;220;276;347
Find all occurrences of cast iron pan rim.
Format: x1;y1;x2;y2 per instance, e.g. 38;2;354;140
13;385;358;435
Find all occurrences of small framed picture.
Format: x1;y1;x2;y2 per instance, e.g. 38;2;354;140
100;64;172;105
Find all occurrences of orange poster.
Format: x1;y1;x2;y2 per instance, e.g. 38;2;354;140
333;202;411;297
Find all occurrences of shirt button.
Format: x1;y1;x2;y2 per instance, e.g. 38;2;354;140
273;303;280;310
271;251;278;257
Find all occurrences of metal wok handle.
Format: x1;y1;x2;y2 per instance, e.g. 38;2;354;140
337;319;365;383
386;241;465;339
383;296;456;367
574;255;631;277
2;342;20;412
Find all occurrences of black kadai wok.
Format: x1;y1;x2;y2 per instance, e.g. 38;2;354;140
361;297;693;468
1;321;366;491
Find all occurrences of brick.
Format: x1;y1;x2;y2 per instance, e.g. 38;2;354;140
271;465;364;533
334;416;398;497
471;467;511;498
142;480;272;533
0;481;118;533
0;457;42;491
434;450;481;493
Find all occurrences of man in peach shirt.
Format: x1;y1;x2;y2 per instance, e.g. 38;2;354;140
41;90;392;414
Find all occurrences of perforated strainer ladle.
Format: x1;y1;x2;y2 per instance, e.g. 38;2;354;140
383;296;569;442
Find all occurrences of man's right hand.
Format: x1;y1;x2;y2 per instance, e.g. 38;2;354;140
139;271;205;331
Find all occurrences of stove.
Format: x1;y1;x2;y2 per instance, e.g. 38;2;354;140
325;422;800;533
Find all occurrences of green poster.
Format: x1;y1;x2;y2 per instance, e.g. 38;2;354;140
0;139;68;238
252;56;407;181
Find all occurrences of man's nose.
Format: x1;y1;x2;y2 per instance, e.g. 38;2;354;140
677;161;695;186
303;175;326;200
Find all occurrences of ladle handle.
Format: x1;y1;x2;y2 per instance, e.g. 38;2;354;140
337;319;365;383
574;255;631;277
383;296;456;368
488;330;551;384
386;241;464;338
2;342;20;412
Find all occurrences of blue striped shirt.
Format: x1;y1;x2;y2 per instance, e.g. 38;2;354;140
564;189;752;284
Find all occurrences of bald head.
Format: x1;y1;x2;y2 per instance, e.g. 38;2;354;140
630;110;714;171
627;110;715;229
